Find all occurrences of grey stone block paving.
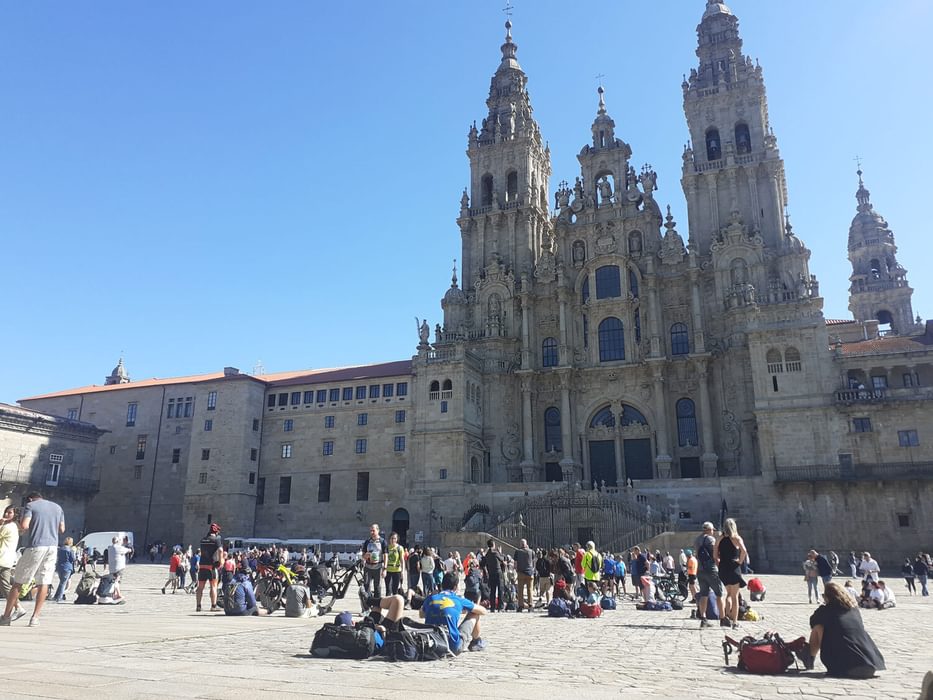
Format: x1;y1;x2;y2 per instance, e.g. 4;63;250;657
0;564;930;699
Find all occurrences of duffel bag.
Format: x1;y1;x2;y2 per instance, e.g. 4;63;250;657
600;596;617;610
310;623;375;659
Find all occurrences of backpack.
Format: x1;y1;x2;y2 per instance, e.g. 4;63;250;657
74;572;99;604
96;575;115;599
706;592;721;620
579;601;602;618
382;619;450;661
547;598;572;618
223;582;242;614
697;537;715;571
310;623;376;659
589;552;602;574
600;595;617;610
725;633;800;674
382;629;419;661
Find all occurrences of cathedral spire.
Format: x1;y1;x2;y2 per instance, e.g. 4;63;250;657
590;86;617;150
855;167;871;211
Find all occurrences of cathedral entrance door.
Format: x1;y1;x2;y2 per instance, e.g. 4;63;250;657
680;457;701;478
392;508;410;546
545;462;563;482
623;438;653;480
588;440;617;487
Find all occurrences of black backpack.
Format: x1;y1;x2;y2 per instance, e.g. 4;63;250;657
589;552;603;574
310;624;375;659
383;618;451;661
697;538;715;570
96;575;114;599
223;582;242;614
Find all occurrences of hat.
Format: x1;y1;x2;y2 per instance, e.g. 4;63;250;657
335;611;353;627
209;523;221;534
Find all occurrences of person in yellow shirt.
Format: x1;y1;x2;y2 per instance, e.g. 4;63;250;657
582;541;602;584
384;532;405;595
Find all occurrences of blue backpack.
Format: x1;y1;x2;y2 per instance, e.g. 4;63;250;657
547;598;572;618
600;595;617;610
706;592;720;620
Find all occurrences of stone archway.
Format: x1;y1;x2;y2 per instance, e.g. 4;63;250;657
391;508;410;546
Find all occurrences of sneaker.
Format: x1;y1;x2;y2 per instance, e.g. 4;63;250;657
0;616;10;626
700;618;712;628
11;608;27;623
468;638;487;652
719;619;731;627
209;606;220;612
196;605;202;612
28;618;39;627
161;589;166;595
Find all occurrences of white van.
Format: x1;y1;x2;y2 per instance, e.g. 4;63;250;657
77;531;134;558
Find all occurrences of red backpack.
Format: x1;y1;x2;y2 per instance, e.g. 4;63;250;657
724;632;805;674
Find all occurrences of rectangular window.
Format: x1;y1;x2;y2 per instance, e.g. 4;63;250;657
329;388;340;402
67;408;78;420
324;415;335;428
356;471;369;501
284;419;294;432
898;429;920;447
109;445;116;455
198;471;207;484
183;397;194;417
356;386;367;400
256;477;265;504
278;393;288;407
396;382;408;397
290;391;301;406
201;448;210;461
317;389;327;403
903;373;914;388
279;476;291;504
250;448;258;461
852;417;872;433
172;448;181;464
343;387;353;401
318;474;331;503
207;390;217;410
303;390;314;404
204;419;213;431
395;410;406;423
126;403;138;427
323;440;334;456
871;375;888;390
369;385;380;399
439;468;448;480
136;435;147;461
441;400;448;413
267;394;276;408
167;399;176;418
394;436;406;452
358;413;368;426
281;443;292;458
248;472;256;485
382;383;394;398
252;418;260;431
134;465;143;480
898;513;910;528
355;438;367;454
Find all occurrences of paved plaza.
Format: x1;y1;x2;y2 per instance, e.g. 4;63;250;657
0;564;929;699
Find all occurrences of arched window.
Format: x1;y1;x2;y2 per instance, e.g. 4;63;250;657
429;380;440;392
590;406;616;428
481;174;494;206
544;407;562;452
442;379;452;391
629;269;639;298
596;266;621;299
620;404;647;426
598;317;625;362
766;348;783;374
784;347;802;372
506;171;518;202
676;398;699;447
628;231;643;255
471;457;481;484
581;277;590;304
671;323;690;355
869;259;881;279
735;123;751;154
706;128;722;161
542;337;558;367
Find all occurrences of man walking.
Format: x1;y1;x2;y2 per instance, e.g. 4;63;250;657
361;523;387;599
513;539;535;612
1;492;65;627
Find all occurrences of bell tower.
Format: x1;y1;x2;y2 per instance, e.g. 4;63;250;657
680;1;788;254
847;169;916;334
457;19;552;290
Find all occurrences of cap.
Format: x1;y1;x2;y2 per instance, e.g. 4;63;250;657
335;611;353;627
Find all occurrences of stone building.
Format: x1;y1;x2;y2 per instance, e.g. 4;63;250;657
18;1;933;568
0;403;106;539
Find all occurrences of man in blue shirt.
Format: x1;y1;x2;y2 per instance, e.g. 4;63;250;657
224;570;262;616
421;572;487;653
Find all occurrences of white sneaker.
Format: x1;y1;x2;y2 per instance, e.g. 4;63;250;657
11;608;27;622
28;618;39;627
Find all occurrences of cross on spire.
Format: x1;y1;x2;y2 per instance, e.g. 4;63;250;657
502;1;513;20
594;72;606;87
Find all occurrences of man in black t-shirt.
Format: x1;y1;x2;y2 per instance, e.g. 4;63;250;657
196;523;225;612
481;540;504;612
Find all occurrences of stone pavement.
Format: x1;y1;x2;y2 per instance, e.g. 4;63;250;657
0;564;929;699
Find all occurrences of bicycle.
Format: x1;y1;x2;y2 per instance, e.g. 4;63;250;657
653;574;687;603
254;562;300;614
308;559;366;616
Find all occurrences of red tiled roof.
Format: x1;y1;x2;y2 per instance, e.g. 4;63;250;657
19;360;412;402
838;334;933;356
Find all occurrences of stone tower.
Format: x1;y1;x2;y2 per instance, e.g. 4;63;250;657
104;357;130;385
681;0;788;255
847;169;915;334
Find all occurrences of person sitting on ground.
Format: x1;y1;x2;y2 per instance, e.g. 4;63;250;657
224;568;263;616
421;572;487;653
747;576;766;601
798;582;885;678
285;570;314;618
463;562;482;604
843;580;860;604
868;580;896;609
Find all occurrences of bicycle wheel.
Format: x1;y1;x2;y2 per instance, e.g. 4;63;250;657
257;579;283;613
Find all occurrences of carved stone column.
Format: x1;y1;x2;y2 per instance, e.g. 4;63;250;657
696;360;719;476
558;370;577;475
651;364;673;478
557;282;570;366
689;262;706;353
519;374;537;480
645;255;662;358
519;275;532;370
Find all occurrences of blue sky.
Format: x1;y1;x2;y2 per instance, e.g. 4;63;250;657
2;1;930;403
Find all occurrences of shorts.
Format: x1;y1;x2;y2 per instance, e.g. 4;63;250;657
452;616;477;655
197;566;219;582
13;546;57;586
687;574;697;584
696;568;723;598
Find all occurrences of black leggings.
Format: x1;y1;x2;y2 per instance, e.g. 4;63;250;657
385;571;401;595
488;575;503;610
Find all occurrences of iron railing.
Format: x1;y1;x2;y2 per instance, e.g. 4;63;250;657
775;462;932;483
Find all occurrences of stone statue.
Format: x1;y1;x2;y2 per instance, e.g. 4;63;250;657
573;177;584;200
460;188;469;210
598;177;612;203
435;323;442;342
416;318;430;345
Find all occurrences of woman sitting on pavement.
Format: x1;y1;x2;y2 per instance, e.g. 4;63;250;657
799;582;885;678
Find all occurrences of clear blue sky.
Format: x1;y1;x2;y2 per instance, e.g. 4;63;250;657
3;1;930;403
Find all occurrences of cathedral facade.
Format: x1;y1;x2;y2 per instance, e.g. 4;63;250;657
12;2;932;569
